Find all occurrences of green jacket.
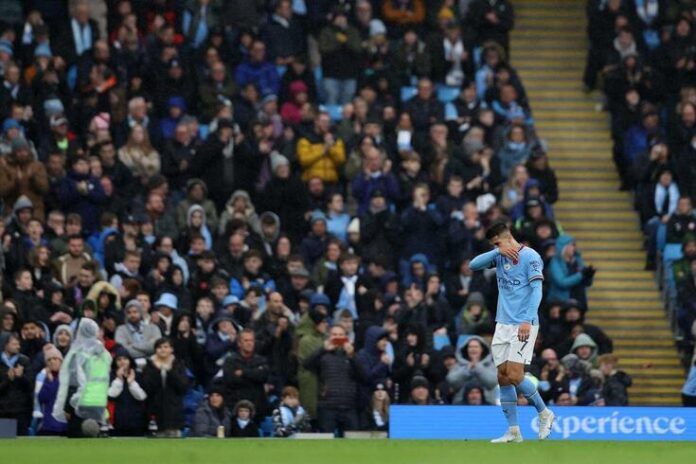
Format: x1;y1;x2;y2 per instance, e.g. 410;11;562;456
297;323;325;418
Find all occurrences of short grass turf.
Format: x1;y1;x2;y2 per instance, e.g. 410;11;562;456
1;439;694;464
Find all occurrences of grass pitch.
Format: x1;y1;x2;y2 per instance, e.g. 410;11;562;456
0;439;693;464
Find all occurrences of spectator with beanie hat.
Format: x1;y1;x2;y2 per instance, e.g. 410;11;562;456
192;384;232;437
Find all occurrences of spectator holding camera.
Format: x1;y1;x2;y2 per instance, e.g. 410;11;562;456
303;324;364;436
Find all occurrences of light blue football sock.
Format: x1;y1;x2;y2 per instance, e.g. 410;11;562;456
499;384;519;427
517;377;547;413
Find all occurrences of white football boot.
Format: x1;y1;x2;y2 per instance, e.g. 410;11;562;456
538;408;555;440
490;426;523;443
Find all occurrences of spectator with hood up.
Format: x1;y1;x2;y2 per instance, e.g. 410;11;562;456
446;336;498;405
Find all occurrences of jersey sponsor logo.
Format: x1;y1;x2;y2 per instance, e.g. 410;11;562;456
497;277;521;289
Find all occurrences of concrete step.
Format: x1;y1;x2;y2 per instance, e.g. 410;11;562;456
587;299;664;309
550;160;614;169
512;29;585;39
553;200;629;210
612;338;675;348
555;210;637;220
570;232;644;242
532;119;607;130
555;171;619;181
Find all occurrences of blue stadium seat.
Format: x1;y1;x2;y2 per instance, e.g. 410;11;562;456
66;65;78;92
444;102;458;121
455;334;471;352
259;416;274;437
400;86;417;102
198;124;209;140
437;85;460;103
320;104;342;122
656;223;667;252
433;334;451;351
662;243;684;301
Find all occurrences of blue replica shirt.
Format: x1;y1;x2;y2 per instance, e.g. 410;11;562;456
470;246;544;325
495;246;544;325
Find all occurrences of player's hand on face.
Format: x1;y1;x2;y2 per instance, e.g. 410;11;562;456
518;322;531;342
498;242;519;262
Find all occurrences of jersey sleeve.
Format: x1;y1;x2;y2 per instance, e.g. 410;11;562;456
526;251;544;283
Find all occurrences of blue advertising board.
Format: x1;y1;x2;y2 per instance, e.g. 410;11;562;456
390;406;696;441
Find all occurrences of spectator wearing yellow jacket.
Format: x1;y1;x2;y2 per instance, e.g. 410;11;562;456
296;112;346;184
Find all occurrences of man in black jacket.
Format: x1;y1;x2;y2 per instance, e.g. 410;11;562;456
262;0;307;65
221;329;270;420
190;119;244;210
303;324;365;436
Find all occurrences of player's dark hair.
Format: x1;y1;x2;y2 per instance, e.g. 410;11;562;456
485;221;510;241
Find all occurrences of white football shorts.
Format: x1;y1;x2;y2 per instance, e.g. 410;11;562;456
491;322;539;366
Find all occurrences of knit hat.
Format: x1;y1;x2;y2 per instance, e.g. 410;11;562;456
411;375;430;390
167;96;187;111
310;210;327;225
310;293;331;309
290;266;310;279
289;80;308;96
43;98;65;118
124;299;145;317
208;383;226;397
260;94;278;106
11;137;30;153
440;345;457;360
43;345;63;362
50;115;68;128
13;195;34;213
34;43;52;58
270;152;290;173
0;39;13;57
186;178;208;194
2;118;21;133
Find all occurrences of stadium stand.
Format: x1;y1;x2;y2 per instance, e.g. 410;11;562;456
0;0;691;439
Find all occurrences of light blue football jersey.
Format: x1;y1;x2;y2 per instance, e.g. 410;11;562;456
494;246;544;325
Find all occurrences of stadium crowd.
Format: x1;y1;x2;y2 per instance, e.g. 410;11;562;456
0;0;641;438
586;0;696;405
